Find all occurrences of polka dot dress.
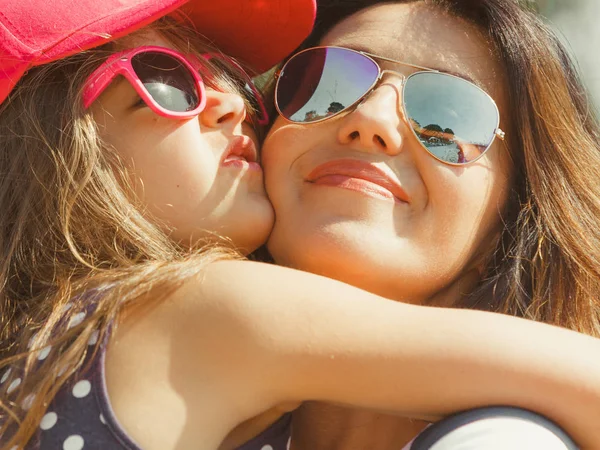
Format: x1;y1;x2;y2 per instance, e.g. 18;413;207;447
23;332;293;450
235;415;293;450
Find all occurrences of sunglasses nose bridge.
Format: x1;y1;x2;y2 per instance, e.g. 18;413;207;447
357;69;406;108
379;69;407;84
367;68;410;118
375;69;407;101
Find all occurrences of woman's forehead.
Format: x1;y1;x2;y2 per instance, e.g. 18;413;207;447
320;2;505;99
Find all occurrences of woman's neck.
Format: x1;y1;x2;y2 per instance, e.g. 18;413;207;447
291;402;429;450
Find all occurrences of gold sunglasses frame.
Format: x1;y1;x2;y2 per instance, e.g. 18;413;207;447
274;45;506;166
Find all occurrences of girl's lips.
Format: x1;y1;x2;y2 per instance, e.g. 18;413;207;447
223;158;261;171
221;135;261;171
306;159;410;203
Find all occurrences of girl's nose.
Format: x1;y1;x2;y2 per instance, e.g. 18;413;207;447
199;90;247;130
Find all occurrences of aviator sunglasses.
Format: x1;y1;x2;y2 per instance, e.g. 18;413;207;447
83;45;269;125
274;46;505;165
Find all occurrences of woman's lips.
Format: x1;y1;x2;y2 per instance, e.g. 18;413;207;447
306;159;410;203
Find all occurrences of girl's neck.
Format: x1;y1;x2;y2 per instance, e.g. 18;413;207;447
291;402;429;450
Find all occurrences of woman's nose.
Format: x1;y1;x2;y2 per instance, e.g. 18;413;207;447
199;90;246;130
337;78;406;155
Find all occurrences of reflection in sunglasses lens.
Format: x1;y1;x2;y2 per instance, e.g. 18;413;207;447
277;47;379;122
132;52;199;112
403;72;499;164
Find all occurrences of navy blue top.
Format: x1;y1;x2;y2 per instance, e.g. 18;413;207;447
26;329;291;450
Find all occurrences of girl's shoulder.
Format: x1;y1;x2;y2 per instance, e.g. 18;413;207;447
28;322;294;450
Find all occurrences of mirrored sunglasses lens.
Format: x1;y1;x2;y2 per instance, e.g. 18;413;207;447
277;47;379;123
131;51;199;113
403;72;499;164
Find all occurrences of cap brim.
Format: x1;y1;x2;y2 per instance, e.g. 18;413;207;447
37;0;189;63
40;0;315;73
0;0;314;104
181;0;316;72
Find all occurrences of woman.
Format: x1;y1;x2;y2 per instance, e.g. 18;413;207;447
263;0;600;448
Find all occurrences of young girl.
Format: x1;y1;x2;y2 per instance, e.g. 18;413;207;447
2;0;600;449
0;0;316;448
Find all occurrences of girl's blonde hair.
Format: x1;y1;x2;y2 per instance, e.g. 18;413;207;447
312;0;600;334
0;18;247;448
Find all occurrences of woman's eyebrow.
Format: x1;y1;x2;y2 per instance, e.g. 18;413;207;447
432;68;479;85
344;44;479;85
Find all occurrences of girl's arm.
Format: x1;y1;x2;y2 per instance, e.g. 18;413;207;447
109;260;600;449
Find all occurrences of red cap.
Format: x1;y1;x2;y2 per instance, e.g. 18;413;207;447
0;0;316;105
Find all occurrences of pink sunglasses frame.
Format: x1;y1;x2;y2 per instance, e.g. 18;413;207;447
82;45;269;125
82;46;206;118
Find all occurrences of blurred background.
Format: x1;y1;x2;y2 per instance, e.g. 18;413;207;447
537;0;600;111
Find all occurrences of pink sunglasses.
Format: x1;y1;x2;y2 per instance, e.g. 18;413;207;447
82;45;269;125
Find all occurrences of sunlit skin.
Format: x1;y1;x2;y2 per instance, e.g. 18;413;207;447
91;31;274;254
263;2;513;307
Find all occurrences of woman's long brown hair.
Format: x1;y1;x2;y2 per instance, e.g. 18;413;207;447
0;19;245;448
311;0;600;334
